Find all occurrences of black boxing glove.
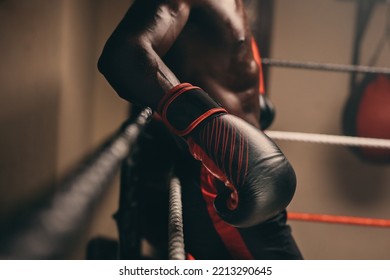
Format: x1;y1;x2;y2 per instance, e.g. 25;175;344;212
259;93;275;130
157;83;296;227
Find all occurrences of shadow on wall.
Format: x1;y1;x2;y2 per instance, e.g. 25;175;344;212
327;148;389;206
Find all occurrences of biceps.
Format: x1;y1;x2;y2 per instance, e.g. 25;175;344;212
149;4;190;55
118;0;190;56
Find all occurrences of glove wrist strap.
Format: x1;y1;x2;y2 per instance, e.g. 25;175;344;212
157;83;227;136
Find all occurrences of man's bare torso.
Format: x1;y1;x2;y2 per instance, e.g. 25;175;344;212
100;0;261;127
164;0;261;127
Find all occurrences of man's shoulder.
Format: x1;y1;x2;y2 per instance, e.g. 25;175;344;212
145;0;190;7
136;0;229;12
140;0;191;12
131;0;192;18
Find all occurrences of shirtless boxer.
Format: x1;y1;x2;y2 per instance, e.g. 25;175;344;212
98;0;303;259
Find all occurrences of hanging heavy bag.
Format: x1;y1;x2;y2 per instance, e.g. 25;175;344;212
342;2;390;164
343;73;390;163
356;74;390;162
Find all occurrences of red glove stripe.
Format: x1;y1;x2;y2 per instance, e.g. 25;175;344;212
174;108;227;136
221;119;229;174
229;125;237;184
196;117;249;191
237;133;244;185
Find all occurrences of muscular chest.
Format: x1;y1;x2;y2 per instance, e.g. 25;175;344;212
184;0;248;50
165;0;255;81
198;0;247;43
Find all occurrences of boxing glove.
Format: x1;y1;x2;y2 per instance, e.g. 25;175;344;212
157;83;296;228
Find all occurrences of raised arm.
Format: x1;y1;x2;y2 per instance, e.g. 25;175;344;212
98;0;297;228
98;0;190;109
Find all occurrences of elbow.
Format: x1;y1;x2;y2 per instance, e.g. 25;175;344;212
97;37;151;77
97;37;152;101
97;38;126;79
97;52;109;79
97;39;118;83
97;46;128;101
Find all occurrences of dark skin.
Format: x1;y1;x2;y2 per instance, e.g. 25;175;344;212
98;0;261;128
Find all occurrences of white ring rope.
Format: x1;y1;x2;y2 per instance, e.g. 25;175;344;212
262;58;390;75
265;131;390;149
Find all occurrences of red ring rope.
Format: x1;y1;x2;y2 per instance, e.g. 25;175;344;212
288;212;390;228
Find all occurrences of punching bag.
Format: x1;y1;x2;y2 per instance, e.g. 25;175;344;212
342;0;390;163
343;73;390;163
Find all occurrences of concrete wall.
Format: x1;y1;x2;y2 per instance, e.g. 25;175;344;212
0;0;389;259
0;0;130;258
0;0;62;222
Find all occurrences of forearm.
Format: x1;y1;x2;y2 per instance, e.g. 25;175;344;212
98;0;189;109
98;39;180;110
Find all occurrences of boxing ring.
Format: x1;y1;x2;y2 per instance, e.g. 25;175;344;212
261;57;390;228
0;56;389;259
165;57;390;259
167;121;390;259
168;130;390;260
161;51;390;255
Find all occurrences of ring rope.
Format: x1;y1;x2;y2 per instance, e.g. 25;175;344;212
265;131;390;149
288;212;390;228
168;177;186;260
262;58;390;75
